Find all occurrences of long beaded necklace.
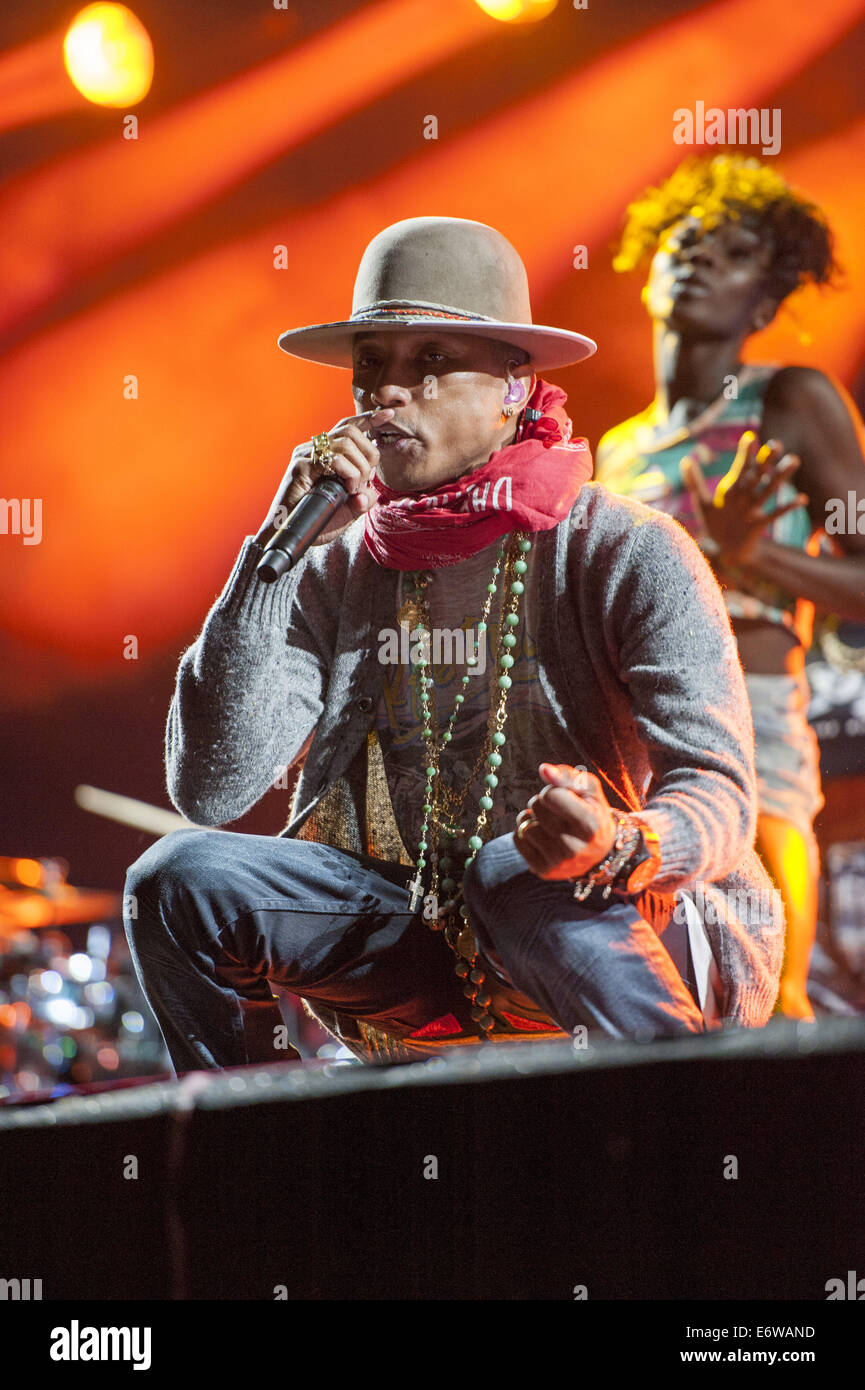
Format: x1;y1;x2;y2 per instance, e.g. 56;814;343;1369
403;529;532;1034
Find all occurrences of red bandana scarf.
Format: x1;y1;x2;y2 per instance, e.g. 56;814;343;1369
362;378;592;570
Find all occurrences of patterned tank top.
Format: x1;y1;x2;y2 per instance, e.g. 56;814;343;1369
596;364;813;635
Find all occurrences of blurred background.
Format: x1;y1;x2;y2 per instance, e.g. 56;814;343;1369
3;0;865;1097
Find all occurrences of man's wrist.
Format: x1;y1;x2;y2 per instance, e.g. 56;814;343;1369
571;811;642;901
570;814;662;901
611;819;662;895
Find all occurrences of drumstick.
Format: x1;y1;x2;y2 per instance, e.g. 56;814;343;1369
74;785;209;837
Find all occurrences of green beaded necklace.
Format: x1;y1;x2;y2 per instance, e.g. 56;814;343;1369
404;529;532;1034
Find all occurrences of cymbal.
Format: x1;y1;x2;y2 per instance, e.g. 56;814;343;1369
0;883;122;935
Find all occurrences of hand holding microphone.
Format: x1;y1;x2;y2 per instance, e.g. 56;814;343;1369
255;408;393;581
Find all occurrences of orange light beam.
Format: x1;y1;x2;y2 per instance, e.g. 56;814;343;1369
3;0;865;662
363;0;865;301
0;30;86;132
745;119;865;379
0;0;492;340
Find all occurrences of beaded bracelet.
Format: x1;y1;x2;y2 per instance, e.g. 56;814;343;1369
571;810;644;902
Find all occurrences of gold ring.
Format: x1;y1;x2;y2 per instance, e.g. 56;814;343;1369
311;432;338;475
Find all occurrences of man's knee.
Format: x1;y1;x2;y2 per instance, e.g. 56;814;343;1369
463;832;525;906
124;828;223;931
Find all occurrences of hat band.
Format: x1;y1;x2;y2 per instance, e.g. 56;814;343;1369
350;303;498;324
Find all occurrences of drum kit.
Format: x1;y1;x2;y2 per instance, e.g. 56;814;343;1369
0;785;341;1101
0;787;188;1101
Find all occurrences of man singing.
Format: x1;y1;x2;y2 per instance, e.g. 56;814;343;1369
124;216;782;1071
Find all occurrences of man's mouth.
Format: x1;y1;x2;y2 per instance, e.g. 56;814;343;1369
372;423;419;448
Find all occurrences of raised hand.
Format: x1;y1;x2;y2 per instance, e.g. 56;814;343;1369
255;407;395;548
681;430;809;567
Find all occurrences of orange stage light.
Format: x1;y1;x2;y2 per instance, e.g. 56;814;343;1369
0;0;491;341
474;0;558;22
0;7;153;136
63;4;153;108
11;858;45;888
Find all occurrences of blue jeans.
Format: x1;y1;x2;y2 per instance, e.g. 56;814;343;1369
123;828;706;1074
463;833;706;1039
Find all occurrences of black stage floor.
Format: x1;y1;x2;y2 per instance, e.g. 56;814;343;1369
2;1016;865;1302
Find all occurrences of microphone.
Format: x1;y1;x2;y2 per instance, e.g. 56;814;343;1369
255;476;349;583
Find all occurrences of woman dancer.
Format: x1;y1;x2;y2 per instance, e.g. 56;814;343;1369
596;155;865;1018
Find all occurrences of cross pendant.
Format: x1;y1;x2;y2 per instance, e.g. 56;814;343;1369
408;872;424;912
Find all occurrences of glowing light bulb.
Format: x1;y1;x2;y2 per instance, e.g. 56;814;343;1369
474;0;558;22
63;4;153;108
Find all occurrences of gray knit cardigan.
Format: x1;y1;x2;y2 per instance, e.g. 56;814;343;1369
165;481;784;1026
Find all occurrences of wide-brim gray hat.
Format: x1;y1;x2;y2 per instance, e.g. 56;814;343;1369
277;216;597;372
